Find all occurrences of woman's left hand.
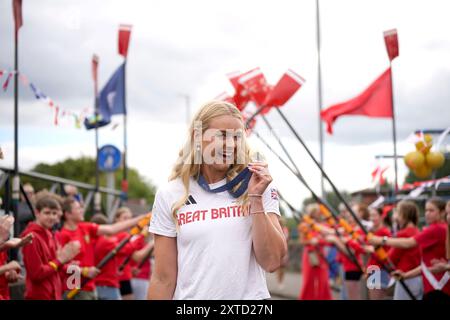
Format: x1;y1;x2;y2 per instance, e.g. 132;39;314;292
247;162;273;195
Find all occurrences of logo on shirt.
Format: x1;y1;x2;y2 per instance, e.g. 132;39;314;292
270;188;279;200
184;195;197;205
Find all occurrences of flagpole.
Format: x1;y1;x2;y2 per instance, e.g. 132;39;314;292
316;0;325;198
389;63;399;195
12;14;20;243
93;56;100;213
122;59;128;201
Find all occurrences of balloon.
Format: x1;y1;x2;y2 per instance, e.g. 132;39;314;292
404;151;425;169
426;152;445;169
415;134;433;154
413;165;432;179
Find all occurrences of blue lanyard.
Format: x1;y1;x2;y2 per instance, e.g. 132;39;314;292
197;167;252;198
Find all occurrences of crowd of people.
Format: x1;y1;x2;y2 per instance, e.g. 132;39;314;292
295;198;450;300
0;184;154;300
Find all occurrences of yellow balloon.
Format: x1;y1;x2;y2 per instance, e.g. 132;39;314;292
413;165;432;179
415;140;425;152
426;152;445;169
424;134;433;144
404;151;425;169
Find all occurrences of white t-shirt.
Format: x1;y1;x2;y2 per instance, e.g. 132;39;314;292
148;176;280;300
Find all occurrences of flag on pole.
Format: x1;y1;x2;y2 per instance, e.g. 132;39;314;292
99;63;126;117
92;54;99;84
371;165;389;186
264;69;305;107
227;71;251;110
13;0;23;33
384;29;399;61
118;24;132;58
2;72;13;91
83;114;111;130
320;68;393;134
238;68;270;107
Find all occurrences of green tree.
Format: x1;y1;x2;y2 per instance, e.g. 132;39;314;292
22;157;156;204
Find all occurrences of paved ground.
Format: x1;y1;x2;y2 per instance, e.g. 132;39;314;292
267;271;341;300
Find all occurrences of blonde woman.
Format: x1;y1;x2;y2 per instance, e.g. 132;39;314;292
147;101;287;300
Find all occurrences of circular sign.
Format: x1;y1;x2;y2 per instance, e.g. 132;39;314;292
98;144;122;172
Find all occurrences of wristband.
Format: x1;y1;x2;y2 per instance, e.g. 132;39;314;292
81;267;89;277
248;194;263;198
250;210;265;215
48;261;59;271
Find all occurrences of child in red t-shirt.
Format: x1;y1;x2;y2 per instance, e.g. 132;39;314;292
21;195;80;300
297;206;333;301
388;200;422;300
58;197;146;300
91;214;152;300
0;215;33;300
365;207;391;300
369;197;450;300
130;230;154;300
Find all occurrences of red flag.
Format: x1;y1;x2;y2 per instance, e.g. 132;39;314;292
92;54;99;94
92;54;99;82
264;69;305;107
118;24;132;58
13;0;23;33
54;106;60;126
2;72;13;91
372;165;388;185
238;68;270;108
320;68;393;134
384;29;399;61
227;71;251;110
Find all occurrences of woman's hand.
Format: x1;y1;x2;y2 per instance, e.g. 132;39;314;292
429;258;450;274
391;269;405;280
367;235;382;246
248;162;272;195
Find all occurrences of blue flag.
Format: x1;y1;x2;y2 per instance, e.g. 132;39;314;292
83;113;111;130
99;63;126;118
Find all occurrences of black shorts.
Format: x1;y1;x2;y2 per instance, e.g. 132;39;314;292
119;280;133;296
344;271;363;281
422;290;450;301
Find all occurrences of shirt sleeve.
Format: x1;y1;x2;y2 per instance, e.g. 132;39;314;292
148;188;177;238
414;225;439;250
87;222;100;239
261;183;280;216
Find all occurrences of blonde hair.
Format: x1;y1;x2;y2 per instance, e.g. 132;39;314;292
169;100;252;223
114;207;132;222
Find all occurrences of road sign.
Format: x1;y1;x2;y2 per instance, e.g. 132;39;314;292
98;144;122;172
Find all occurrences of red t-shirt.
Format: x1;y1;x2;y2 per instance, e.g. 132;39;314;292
337;238;365;273
414;222;450;295
57;222;99;292
367;226;391;268
94;235;120;288
116;232;139;282
388;226;421;272
130;235;151;280
0;251;9;300
94;234;136;288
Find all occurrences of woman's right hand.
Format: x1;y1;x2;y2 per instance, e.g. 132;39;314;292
391;269;405;280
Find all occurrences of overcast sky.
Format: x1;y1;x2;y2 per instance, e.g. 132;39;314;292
1;0;450;211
